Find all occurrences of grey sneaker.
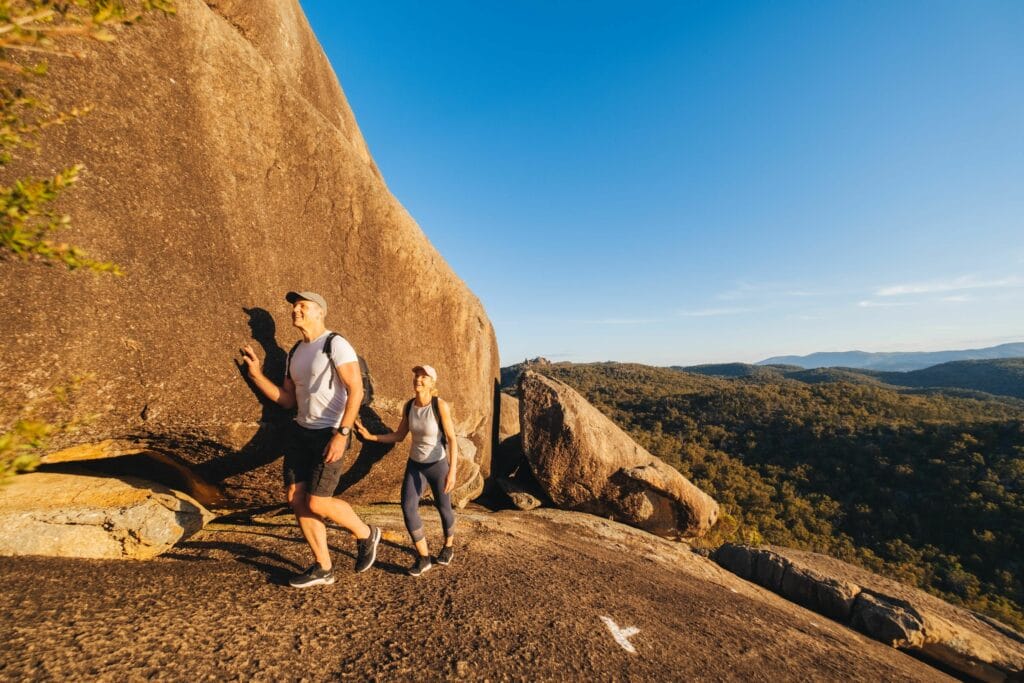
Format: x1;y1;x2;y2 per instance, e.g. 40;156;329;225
289;563;335;588
408;554;432;576
436;545;454;566
355;526;381;573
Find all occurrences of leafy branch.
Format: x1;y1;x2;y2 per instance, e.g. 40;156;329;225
0;0;175;273
0;373;95;482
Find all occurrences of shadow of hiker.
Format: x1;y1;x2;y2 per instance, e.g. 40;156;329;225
334;406;396;494
193;306;398;503
194;307;292;485
372;537;413;576
176;538;304;585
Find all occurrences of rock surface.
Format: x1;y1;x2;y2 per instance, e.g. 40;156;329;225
449;437;484;508
518;371;718;537
0;505;952;681
0;0;498;506
0;472;212;560
498;392;521;443
713;544;1024;682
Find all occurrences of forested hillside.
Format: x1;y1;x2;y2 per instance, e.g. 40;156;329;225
507;362;1024;630
677;357;1024;400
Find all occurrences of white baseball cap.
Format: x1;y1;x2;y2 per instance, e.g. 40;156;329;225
412;365;437;380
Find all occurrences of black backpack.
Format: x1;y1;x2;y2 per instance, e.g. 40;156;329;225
404;396;447;448
287;332;374;407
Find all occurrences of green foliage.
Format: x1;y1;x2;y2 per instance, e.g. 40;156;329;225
525;361;1024;631
0;373;93;483
0;416;51;480
0;0;175;272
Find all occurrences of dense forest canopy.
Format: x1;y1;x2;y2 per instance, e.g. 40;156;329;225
507;360;1024;630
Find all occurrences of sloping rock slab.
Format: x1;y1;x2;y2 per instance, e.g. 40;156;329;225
713;544;1024;682
0;505;953;681
518;371;718;537
0;472;213;560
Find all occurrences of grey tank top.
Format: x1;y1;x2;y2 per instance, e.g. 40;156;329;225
409;402;446;464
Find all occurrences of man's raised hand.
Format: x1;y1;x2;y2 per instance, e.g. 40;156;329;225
239;344;263;377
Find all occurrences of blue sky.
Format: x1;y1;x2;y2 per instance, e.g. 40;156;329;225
302;1;1024;366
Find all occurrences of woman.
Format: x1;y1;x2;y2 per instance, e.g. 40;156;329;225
355;364;458;576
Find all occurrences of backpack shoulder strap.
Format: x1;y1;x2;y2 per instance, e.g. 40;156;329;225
322;332;341;389
322;331;340;357
431;396;448;448
285;340;301;380
403;399;414;420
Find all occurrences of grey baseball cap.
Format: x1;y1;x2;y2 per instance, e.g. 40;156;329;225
285;291;327;315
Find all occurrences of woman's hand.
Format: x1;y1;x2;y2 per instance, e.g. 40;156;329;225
444;464;458;493
354;419;372;441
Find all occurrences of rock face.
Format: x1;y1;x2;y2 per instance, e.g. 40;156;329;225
0;0;499;506
448;437;484;509
713;544;1024;683
0;472;213;560
498;392;521;443
518;371;718;537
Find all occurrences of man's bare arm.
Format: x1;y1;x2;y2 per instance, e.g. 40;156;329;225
324;360;363;463
335;361;363;430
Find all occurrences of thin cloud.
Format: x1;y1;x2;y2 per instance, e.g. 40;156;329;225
677;307;756;317
857;300;914;308
579;318;661;325
875;275;1024;297
940;295;971;303
716;281;829;301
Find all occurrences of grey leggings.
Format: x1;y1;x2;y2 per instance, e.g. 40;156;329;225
401;458;456;543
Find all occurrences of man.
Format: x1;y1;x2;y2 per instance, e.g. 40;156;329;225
240;291;381;587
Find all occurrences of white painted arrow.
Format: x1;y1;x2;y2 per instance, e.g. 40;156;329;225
600;615;640;654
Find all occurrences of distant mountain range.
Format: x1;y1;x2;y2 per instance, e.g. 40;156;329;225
757;342;1024;372
675;357;1024;400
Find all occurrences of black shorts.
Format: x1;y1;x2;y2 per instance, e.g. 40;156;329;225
282;422;349;497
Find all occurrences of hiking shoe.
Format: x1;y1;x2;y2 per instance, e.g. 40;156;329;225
355;525;381;573
408;554;432;577
436;545;454;566
288;563;335;588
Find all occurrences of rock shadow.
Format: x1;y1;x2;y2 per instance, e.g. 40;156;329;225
37;452;223;507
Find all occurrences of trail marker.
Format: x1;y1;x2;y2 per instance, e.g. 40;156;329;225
600;616;640;654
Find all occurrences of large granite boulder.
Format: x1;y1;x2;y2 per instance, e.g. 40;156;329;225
518;371;718;537
713;544;1024;683
0;472;213;560
0;0;499;506
498;392;521;443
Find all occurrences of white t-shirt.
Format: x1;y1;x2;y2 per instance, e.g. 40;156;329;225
287;331;359;429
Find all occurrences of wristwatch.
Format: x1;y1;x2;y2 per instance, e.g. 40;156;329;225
337;426;351;436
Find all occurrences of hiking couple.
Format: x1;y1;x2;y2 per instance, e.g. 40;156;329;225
239;291;458;586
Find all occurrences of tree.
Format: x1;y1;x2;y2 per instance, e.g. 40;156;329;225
0;1;174;480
